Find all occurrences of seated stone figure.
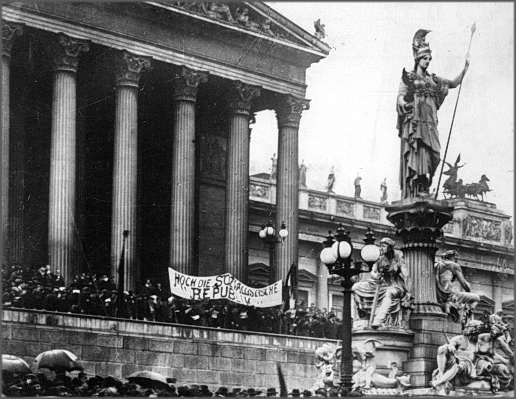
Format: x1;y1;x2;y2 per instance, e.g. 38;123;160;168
431;320;514;394
434;250;480;326
352;238;409;328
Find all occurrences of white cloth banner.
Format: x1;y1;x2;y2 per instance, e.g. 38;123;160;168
168;268;282;308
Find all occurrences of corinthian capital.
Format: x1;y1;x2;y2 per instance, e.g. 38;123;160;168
173;66;208;102
275;95;310;129
49;33;89;73
115;51;151;87
2;21;24;60
227;81;261;115
492;272;508;286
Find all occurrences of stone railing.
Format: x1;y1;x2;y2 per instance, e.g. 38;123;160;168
249;177;514;248
249;177;390;225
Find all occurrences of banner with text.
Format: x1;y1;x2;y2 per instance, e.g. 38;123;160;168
168;268;282;308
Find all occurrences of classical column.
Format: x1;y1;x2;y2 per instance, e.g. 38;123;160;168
111;51;151;291
316;258;329;310
386;198;457;388
274;95;310;283
2;22;23;266
169;67;207;274
48;33;89;284
492;272;507;310
9;79;28;266
224;81;260;282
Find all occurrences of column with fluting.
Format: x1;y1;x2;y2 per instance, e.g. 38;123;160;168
48;33;89;283
111;51;151;291
9;78;28;266
169;67;208;274
225;81;260;282
274;95;310;283
2;22;23;266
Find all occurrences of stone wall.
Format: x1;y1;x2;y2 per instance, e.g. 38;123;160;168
2;309;327;391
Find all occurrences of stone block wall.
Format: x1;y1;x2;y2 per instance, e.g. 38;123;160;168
3;309;327;391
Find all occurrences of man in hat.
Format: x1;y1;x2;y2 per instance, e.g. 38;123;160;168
266;387;278;397
214;386;230;397
289;388;302;397
246;388;262;397
352;237;409;328
434;250;479;325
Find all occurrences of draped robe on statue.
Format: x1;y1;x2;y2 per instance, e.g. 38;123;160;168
397;70;450;198
352;249;408;327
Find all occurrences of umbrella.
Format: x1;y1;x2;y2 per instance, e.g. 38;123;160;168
126;370;170;390
2;354;31;374
32;349;84;372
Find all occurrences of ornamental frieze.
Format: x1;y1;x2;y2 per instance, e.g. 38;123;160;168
171;2;279;38
462;214;502;242
363;206;380;220
249;183;269;199
308;194;327;211
336;200;353;216
442;218;459;235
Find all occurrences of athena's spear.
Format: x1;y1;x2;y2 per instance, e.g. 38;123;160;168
435;23;476;199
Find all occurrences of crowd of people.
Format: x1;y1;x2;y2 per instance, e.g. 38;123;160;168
3;370;322;397
2;264;344;338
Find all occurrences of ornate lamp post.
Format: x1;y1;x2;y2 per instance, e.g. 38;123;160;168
320;224;380;394
259;220;288;285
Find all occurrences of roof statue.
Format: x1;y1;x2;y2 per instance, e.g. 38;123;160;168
314;19;326;39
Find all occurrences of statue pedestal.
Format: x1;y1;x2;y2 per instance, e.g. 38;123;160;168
385;197;457;389
352;327;414;375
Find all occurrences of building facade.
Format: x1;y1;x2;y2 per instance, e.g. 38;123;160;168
248;175;514;324
2;2;329;289
2;2;512;327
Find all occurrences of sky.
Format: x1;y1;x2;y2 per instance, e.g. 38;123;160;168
249;2;514;218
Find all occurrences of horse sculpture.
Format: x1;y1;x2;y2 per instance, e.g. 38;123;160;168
464;175;491;201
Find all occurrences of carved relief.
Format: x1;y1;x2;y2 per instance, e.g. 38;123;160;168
308;194;327;211
462;214;502;242
336;200;354;216
504;220;513;246
200;134;227;180
363;206;380;220
249;183;269;199
442;218;458;235
172;3;280;37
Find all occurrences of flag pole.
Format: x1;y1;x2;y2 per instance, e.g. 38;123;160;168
435;23;476;199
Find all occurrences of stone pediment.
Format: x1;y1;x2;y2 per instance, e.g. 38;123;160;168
159;2;330;54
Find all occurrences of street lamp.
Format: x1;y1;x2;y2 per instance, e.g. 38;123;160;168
320;224;380;394
259;220;288;285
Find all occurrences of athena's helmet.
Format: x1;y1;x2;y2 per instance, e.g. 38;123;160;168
412;29;432;61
